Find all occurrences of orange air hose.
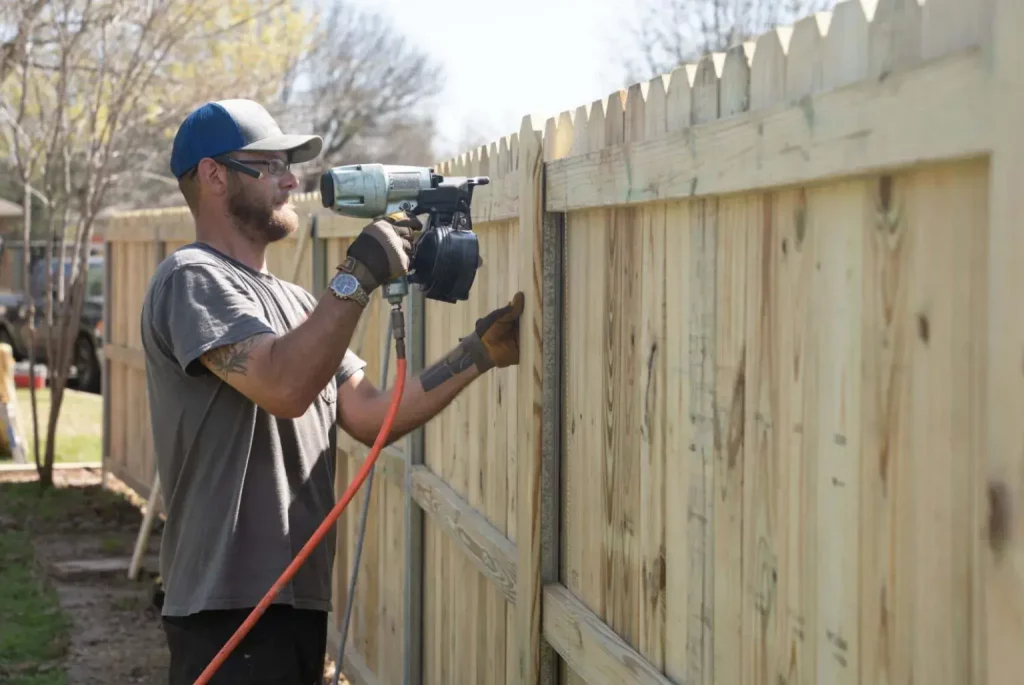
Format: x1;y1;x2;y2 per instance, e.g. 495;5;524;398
193;322;408;685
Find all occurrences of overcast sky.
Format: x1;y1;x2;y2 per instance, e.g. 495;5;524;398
344;0;639;154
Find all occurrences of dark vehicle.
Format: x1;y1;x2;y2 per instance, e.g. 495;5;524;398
0;255;104;393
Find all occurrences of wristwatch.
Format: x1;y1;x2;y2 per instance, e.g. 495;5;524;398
328;258;371;308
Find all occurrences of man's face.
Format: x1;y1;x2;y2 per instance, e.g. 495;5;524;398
223;151;300;244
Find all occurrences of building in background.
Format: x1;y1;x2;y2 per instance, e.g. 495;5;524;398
0;197;22;238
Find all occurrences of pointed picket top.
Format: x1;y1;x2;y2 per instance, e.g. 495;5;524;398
475;146;487;176
720;42;752;116
551;110;575;162
921;0;993;60
625;82;646;144
587;97;607;153
488;141;499;177
786;11;831;101
543;117;559;163
518;114;543;175
542;112;574;164
665;64;693;133
497;136;510;177
571;104;590;157
691;51;720;124
604;89;627;147
823;0;870;89
477;144;490;177
644;74;669;142
510;133;520;172
751;26;791;111
868;0;923;77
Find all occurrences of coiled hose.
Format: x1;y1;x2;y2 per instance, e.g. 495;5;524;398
193;302;408;685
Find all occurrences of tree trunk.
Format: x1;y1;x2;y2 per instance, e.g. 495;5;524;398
42;216;94;484
22;179;43;482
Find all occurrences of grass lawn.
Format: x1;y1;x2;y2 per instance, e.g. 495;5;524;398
0;387;102;465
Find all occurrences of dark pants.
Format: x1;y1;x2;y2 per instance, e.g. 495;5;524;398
162;604;327;684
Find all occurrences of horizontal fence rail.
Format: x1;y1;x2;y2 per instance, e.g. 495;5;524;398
101;0;1023;683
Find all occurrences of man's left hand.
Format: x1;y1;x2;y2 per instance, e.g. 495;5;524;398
461;292;524;372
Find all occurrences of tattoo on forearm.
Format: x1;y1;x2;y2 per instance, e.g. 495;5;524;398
203;336;262;377
420;345;475;392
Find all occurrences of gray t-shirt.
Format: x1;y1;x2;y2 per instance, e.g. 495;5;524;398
140;242;366;617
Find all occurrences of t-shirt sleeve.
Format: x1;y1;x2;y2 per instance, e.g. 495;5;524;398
148;263;276;376
336;348;367;385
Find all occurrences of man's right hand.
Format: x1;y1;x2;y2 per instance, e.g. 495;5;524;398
345;211;422;291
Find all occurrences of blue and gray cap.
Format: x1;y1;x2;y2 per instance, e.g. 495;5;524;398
170;99;323;179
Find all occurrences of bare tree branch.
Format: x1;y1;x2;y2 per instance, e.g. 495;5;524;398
0;0;325;485
613;0;838;84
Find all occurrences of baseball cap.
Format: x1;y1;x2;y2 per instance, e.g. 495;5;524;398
170;99;323;179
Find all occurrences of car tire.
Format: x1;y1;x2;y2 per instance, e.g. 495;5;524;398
74;334;101;394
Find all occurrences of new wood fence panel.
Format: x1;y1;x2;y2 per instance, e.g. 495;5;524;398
99;0;1024;682
549;2;997;685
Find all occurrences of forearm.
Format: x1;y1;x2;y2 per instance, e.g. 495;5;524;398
341;338;485;446
269;292;364;405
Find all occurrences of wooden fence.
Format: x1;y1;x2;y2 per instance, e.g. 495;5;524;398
101;0;1024;683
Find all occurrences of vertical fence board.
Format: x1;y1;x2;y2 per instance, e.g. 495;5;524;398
515;112;547;685
987;0;1024;684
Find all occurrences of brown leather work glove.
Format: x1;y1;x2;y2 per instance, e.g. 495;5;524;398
459;292;525;372
344;211;424;292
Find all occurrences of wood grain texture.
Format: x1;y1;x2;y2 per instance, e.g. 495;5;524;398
515;112;549;685
546;49;990;213
542;583;675;685
986;0;1024;684
410;465;516;603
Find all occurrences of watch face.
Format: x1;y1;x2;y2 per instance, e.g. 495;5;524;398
331;272;359;296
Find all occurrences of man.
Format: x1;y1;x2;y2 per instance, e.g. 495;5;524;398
140;98;523;684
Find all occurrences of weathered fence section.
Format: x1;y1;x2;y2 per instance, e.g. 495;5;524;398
102;0;1024;683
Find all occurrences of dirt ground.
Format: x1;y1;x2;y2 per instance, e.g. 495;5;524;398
0;466;347;685
0;466;170;684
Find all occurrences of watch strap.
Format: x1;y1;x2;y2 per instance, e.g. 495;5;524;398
338;256;379;293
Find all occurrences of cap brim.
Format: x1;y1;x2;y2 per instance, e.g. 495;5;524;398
239;134;323;164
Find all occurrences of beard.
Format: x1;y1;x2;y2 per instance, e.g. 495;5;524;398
226;178;299;244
